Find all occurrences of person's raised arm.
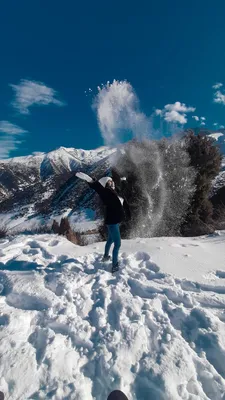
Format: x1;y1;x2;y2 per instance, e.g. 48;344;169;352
76;172;93;183
76;172;107;202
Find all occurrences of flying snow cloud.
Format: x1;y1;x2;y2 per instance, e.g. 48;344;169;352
10;79;65;115
93;80;150;145
156;102;195;124
0;120;27;158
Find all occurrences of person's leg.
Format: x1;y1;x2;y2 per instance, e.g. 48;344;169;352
111;224;121;266
104;225;113;258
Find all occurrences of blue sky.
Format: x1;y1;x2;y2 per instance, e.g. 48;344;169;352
1;0;225;158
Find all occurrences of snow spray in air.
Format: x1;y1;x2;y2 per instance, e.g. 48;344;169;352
93;80;195;237
93;80;151;145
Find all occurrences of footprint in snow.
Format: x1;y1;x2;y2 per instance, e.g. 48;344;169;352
44;273;65;296
145;260;160;273
22;248;40;256
0;272;13;296
28;327;54;365
6;292;51;311
140;269;165;281
181;308;225;379
128;278;161;299
26;240;40;249
26;241;54;260
48;239;60;247
0;314;10;327
107;289;123;331
135;251;151;261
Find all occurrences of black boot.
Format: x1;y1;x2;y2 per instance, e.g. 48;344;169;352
112;263;119;273
102;255;111;262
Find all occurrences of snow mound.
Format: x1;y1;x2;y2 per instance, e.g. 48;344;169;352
0;233;225;399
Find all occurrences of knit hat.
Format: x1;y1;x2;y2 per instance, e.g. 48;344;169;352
99;176;113;187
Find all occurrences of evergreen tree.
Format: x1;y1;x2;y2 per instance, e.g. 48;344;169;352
181;132;222;235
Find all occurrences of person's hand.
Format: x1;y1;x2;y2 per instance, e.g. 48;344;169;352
76;172;93;183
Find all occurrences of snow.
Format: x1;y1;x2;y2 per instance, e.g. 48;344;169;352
0;153;44;166
69;209;100;233
0;232;225;399
0;146;115;169
208;132;224;141
222;157;225;169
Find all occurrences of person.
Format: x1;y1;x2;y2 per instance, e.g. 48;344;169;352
76;172;131;273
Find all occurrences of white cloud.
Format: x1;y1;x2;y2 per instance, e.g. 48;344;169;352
0;137;23;159
164;102;195;113
0;120;27;159
10;79;65;114
0;120;27;135
164;110;187;124
213;90;225;105
158;101;195;124
192;116;199;121
213;122;218;126
155;109;162;116
212;82;223;90
201;117;206;121
200;122;206;126
220;125;225;129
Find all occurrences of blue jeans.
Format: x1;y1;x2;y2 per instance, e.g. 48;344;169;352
104;224;121;266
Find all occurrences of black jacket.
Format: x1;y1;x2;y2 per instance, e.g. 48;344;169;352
89;181;131;225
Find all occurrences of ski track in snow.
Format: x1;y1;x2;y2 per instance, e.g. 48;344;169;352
0;234;225;399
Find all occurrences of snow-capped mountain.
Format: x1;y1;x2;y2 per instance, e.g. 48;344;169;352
1;146;114;179
0;131;224;235
0;146;116;232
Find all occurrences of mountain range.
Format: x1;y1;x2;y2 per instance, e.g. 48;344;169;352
0;130;224;235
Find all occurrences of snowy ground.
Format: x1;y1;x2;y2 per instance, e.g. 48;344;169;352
0;232;225;400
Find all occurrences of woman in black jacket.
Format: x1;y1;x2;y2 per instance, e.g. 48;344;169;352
76;172;130;273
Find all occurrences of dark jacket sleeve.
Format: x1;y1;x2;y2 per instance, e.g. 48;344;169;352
88;180;108;204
